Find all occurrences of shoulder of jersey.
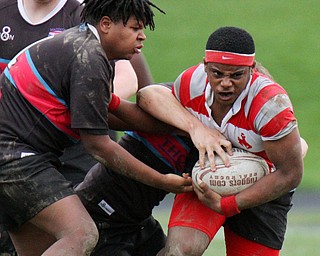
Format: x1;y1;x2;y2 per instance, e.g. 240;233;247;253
63;0;84;18
0;0;16;10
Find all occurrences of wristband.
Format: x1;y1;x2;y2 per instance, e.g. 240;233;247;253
220;195;240;217
108;93;120;112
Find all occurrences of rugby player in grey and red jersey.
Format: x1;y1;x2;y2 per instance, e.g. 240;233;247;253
0;1;195;255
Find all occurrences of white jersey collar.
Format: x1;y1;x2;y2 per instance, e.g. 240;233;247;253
87;23;101;43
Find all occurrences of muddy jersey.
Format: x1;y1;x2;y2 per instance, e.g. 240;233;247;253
173;63;297;165
0;24;113;165
0;0;82;74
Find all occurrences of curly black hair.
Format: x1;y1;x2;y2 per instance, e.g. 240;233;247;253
81;0;165;31
206;26;255;54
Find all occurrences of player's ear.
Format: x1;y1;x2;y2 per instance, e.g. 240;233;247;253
250;61;256;75
100;16;112;33
203;57;207;65
203;57;208;72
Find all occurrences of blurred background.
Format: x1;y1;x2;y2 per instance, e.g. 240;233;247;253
142;1;320;255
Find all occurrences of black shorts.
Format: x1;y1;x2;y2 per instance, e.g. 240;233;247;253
0;229;16;255
59;142;97;187
225;191;294;250
92;215;166;256
0;153;74;230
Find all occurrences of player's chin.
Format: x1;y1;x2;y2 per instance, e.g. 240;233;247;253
131;48;141;57
126;53;136;60
118;54;132;60
117;52;134;60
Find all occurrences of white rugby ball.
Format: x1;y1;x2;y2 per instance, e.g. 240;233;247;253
192;148;270;196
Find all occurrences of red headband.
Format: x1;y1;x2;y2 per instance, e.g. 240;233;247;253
205;50;255;66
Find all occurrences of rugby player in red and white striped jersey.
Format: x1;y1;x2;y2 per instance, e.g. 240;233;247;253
138;26;307;256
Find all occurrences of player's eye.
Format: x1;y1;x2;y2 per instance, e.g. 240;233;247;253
212;71;223;78
230;72;244;79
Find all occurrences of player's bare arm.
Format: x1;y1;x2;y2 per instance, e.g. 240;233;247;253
80;130;193;194
236;128;303;207
137;85;232;170
108;96;176;134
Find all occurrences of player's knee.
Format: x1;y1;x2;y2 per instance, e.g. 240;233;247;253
78;220;99;255
164;241;205;256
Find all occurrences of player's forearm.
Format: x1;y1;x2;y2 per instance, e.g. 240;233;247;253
137;85;203;134
81;131;192;193
110;97;174;134
203;166;302;216
236;133;303;210
82;133;166;188
95;143;166;188
235;167;302;211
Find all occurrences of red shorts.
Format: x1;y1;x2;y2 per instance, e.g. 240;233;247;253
168;192;226;240
168;192;282;255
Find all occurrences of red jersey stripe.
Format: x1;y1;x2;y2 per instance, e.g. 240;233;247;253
8;51;79;140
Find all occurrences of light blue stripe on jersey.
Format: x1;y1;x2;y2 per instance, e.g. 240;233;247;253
24;50;67;106
0;57;10;64
4;68;15;86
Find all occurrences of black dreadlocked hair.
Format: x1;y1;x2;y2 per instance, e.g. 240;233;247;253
80;0;165;30
206;26;255;54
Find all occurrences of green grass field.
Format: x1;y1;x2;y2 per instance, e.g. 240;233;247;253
142;0;320;190
141;1;320;254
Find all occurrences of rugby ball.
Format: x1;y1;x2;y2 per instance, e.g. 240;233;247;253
192;148;270;196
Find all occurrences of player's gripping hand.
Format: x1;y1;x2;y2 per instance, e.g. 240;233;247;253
193;180;222;214
160;173;193;194
188;123;232;170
